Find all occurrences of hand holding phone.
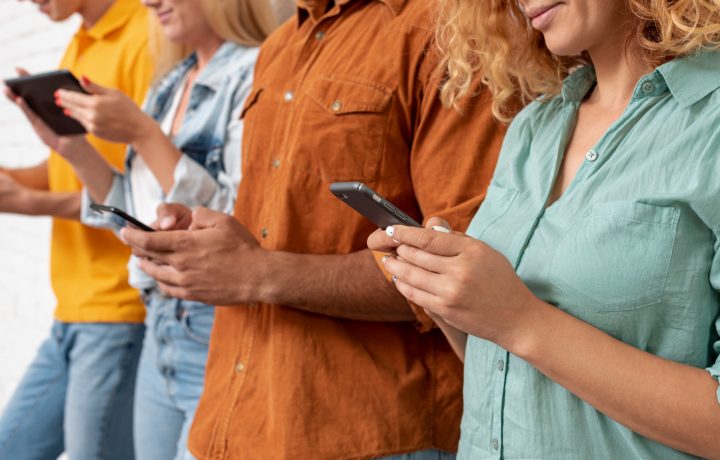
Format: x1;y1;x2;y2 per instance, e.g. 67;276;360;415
330;182;421;229
4;70;88;135
90;203;154;232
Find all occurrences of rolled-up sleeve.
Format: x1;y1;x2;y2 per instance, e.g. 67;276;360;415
705;236;720;403
80;173;128;231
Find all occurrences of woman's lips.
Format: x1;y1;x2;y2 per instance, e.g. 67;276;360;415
525;3;561;30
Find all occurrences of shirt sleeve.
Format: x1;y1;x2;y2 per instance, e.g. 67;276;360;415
704;237;720;403
164;75;249;213
79;173;129;231
372;37;507;333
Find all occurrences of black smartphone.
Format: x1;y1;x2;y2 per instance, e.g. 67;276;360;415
90;204;155;232
4;70;88;135
330;182;421;229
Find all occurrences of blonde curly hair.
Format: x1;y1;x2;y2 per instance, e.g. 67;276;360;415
437;0;720;121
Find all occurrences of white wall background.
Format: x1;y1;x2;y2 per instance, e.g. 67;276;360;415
0;1;78;410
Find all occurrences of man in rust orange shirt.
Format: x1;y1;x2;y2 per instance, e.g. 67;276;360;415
122;0;504;457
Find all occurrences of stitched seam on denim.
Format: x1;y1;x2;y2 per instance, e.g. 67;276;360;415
95;332;140;460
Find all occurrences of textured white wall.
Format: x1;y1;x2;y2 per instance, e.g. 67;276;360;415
0;1;78;410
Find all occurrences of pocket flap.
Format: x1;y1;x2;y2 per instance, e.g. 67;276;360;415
307;77;392;114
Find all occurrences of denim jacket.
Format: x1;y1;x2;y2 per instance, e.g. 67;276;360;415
82;41;258;288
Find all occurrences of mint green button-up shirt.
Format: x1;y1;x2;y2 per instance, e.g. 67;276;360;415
460;50;720;459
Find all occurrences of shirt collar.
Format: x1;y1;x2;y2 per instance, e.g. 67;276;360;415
295;0;405;25
561;49;720;108
656;49;720;108
81;0;140;41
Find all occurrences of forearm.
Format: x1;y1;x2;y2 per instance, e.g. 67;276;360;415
511;301;720;458
435;319;468;361
261;249;416;321
1;162;49;190
7;189;81;219
131;121;181;193
62;141;116;204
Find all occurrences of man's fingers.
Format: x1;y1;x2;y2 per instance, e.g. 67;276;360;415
137;258;185;286
189;207;224;230
385;225;466;257
122;226;185;255
156;203;192;230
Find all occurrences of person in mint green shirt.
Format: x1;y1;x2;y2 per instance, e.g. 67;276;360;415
368;0;720;458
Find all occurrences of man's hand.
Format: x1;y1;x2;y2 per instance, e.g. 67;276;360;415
153;203;194;231
122;207;268;305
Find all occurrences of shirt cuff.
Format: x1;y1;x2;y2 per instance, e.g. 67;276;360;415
80;175;126;230
166;156;225;210
371;250;436;333
705;364;720;404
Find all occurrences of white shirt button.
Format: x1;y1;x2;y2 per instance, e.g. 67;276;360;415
585;149;598;162
491;438;499;450
497;360;505;372
261;227;269;238
235;361;245;373
284;91;294;102
641;81;655;94
315;31;325;41
272;159;281;169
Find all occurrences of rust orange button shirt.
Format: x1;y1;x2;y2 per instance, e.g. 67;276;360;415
188;0;504;458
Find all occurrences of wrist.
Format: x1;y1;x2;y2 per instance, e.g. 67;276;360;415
131;114;159;148
498;295;554;360
253;250;295;305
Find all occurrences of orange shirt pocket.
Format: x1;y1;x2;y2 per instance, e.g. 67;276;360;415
296;77;393;182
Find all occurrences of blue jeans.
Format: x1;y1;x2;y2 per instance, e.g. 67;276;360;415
0;321;144;460
134;289;213;460
379;450;457;460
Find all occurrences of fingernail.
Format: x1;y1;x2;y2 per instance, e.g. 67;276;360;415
391;275;397;284
381;255;389;264
53;90;60;97
431;225;451;233
160;216;175;229
81;76;90;85
385;226;394;237
63;108;71;115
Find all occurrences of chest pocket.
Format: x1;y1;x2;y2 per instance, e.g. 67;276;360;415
295;77;393;182
239;87;265;172
548;201;680;312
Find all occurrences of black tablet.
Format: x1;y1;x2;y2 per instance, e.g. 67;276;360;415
5;70;88;136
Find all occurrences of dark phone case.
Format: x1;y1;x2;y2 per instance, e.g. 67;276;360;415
330;182;422;229
89;204;155;232
5;70;88;135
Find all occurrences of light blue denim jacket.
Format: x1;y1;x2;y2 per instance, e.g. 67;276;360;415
82;42;258;288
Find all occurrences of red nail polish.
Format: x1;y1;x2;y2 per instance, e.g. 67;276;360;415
81;76;90;86
63;108;71;115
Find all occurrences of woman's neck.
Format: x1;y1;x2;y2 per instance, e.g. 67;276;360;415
194;35;225;71
586;24;653;110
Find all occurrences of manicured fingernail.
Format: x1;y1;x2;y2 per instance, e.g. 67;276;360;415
431;225;450;233
391;275;397;284
63;108;71;115
53;90;60;97
386;226;394;237
81;76;91;85
381;255;389;264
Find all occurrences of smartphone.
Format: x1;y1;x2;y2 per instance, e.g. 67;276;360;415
330;182;421;229
4;70;88;135
90;204;155;232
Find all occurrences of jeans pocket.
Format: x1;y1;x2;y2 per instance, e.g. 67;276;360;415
180;303;215;345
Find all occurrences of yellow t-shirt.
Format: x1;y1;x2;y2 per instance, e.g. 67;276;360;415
50;0;152;323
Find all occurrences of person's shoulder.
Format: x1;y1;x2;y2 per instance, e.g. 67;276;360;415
394;0;439;33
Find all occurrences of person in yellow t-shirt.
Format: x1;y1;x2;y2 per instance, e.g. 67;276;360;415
0;1;151;459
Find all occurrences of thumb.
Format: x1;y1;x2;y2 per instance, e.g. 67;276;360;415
425;216;452;233
189;207;223;231
80;76;107;95
15;67;30;77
